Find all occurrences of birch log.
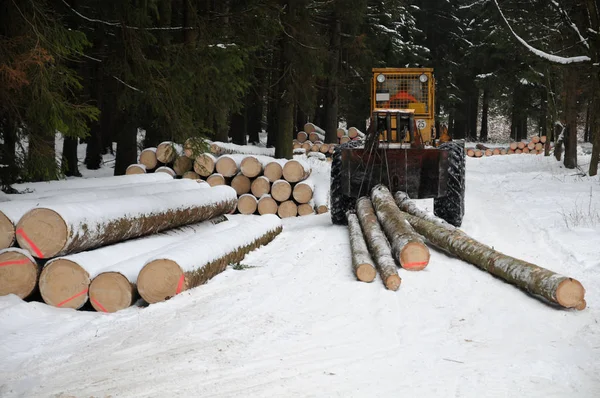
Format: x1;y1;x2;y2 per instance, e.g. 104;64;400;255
137;215;282;304
16;186;237;259
0;248;40;299
355;198;401;291
347;213;377;282
393;192;586;310
0;179;208;250
371;185;430;271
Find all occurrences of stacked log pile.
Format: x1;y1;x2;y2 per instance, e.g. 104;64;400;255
466;136;552;157
346;184;587;310
292;123;365;161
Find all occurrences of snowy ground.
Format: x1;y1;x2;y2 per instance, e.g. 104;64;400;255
1;142;600;397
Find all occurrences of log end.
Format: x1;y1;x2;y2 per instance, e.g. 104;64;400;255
264;162;283;182
257;196;278;215
385;274;402;291
89;272;135;313
207;173;226;187
0;249;39;299
297;203;315;216
282;160;307;183
139;149;158;169
182;171;201;180
292;183;313;204
39;259;90;309
194;153;216;177
0;212;15;249
231;173;251;196
356;263;376;283
237;194;258;215
400;242;431;271
138;259;186;304
556;278;586;310
277;200;298;218
126;164;146;175
240;156;262;178
16;208;68;259
316;205;328;214
215;157;238;177
251;176;270;198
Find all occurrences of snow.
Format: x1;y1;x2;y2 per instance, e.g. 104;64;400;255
1;148;600;397
211;141;275;156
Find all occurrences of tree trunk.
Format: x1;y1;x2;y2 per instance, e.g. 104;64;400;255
324;17;341;144
479;88;489;142
266;48;280;148
247;66;265;145
16;185;237;259
355;197;401;291
230;109;247;145
584;100;591;142
590;89;600;176
393;195;586;310
62;137;81;177
27;130;57;182
563;69;578;169
296;104;308;133
0;115;18;187
467;88;478;140
347;213;376;282
371;185;430;270
275;57;294;159
114;118;139;176
137;215;282;304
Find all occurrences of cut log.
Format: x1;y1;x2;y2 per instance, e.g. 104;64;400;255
277;200;298;218
527;142;536;150
156;141;181;164
485;149;493;156
231;173;251;196
156;166;176;177
297;131;308;143
206;173;226;187
313;181;329;215
311;142;322;152
309;131;325;143
183;137;207;158
476;143;490;151
523;147;530;154
540;135;547;143
16;186;238;259
292;177;314;204
371;185;430;271
340;136;351;144
83;216;234;312
240;156;263;178
355;198;401;291
347;212;377;282
328;144;337;154
209;141;275;157
182;171;201;180
319;143;330;153
215;155;241;177
336;128;347;138
0;248;40;299
264;159;287;182
257;194;278;215
271;179;292;202
474;149;483;158
304;123;325;136
297;202;315;216
173;156;193;176
516;149;523;154
535;143;543;151
393;193;586;310
0;179;208;250
137;215;282;304
251;176;271;198
237;194;258;215
509;142;518;150
301;141;312;151
348;127;365;139
467;148;476;157
517;142;526;149
293;142;302;150
193;153;217;177
492;148;501;155
139;148;158;170
126;164;146;175
282;159;311;183
500;148;507;155
307;152;326;161
531;136;540;143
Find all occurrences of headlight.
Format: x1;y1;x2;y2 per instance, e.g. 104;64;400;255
376;74;386;83
419;74;428;83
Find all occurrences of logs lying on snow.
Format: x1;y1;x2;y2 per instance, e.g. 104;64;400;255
16;185;237;259
393;191;586;310
0;248;40;299
467;136;551;157
355;197;401;291
137;214;282;304
371;185;430;271
347;213;376;282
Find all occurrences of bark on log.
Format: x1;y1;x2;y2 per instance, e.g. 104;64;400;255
16;186;238;259
251;176;271;198
0;179;207;250
231;173;251;196
173;156;193;176
393;192;586;310
137;215;282;304
193;153;217;177
139;147;158;169
207;173;226;187
237;194;258;215
347;213;377;282
371;185;430;270
126;164;146;175
257;194;278;215
0;248;40;299
355;198;401;290
271;180;292;202
240;156;263;178
156;166;176;177
282;159;311;183
292;177;314;204
87;216;233;312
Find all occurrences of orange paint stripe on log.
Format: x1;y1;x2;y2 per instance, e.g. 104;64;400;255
15;229;44;258
91;297;108;313
403;261;429;269
175;274;185;294
0;259;30;267
56;289;88;308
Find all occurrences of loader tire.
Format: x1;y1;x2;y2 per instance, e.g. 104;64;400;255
330;140;363;225
434;140;466;227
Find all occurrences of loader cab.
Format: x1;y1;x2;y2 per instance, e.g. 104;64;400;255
371;68;436;144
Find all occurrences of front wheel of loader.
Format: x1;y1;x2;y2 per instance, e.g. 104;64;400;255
330;140;363;225
434;140;466;227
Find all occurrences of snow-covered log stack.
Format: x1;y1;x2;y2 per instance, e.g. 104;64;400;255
466;136;551;157
137;214;282;304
